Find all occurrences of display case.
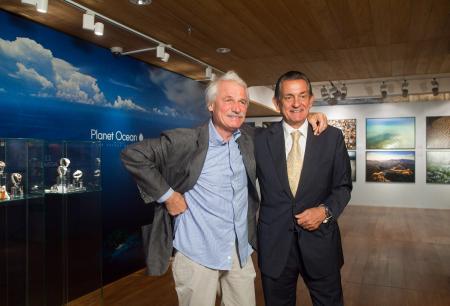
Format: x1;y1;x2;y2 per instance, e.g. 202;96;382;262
0;138;44;202
44;141;102;194
0;138;45;306
43;141;103;305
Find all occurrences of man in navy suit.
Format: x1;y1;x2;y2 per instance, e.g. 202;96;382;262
255;71;352;306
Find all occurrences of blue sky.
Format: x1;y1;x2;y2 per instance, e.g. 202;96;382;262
0;10;208;120
367;151;415;161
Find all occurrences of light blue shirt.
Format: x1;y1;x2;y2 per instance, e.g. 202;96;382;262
159;120;252;270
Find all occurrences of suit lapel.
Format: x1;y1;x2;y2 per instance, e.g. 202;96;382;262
187;123;209;188
267;122;292;198
296;124;316;198
236;131;257;188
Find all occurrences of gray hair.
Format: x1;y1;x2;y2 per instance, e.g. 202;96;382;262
274;70;313;101
205;71;249;107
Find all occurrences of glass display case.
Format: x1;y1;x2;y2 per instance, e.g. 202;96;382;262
44;141;102;194
0;138;45;306
0;138;44;202
43;141;103;305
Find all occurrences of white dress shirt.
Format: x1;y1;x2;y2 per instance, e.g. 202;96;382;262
282;119;308;160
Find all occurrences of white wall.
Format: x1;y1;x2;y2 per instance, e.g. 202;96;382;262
246;100;450;209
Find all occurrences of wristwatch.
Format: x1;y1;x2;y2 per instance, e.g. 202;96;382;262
319;204;332;223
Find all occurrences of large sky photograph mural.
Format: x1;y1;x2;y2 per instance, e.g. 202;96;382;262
0;10;209;283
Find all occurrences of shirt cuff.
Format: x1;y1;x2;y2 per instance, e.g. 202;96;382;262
157;188;174;203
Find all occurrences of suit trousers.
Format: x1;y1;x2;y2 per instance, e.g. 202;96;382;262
172;247;256;306
261;232;344;306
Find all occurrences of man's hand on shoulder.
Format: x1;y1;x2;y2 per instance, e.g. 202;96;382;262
307;112;328;135
165;192;187;216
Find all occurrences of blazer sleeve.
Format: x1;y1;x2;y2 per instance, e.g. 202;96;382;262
322;131;353;219
120;133;174;204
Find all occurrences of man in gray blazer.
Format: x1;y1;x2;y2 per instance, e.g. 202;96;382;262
121;71;326;306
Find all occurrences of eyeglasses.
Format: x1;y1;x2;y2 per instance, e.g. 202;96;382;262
282;93;310;103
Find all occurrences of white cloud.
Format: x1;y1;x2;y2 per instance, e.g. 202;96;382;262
10;62;53;89
112;96;146;112
151;106;179;117
109;78;140;91
52;57;107;105
0;37;53;64
0;37;113;108
0;88;5;93
149;69;205;115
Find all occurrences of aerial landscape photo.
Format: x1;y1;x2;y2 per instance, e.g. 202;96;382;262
366;117;415;149
426;116;450;149
426;151;450;184
366;151;415;183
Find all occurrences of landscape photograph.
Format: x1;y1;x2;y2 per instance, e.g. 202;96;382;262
366;151;415;183
349;151;356;181
426;151;450;184
366;117;415;149
426;116;450;149
329;119;357;150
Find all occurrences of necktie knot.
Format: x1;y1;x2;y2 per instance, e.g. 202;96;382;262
291;130;301;143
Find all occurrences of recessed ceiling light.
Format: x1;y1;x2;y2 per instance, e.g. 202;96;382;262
129;0;152;5
216;47;231;54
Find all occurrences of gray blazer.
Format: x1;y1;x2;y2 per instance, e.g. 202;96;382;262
121;122;259;276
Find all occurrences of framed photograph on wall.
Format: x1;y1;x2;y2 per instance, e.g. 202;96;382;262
426;151;450;184
426;116;450;149
328;119;356;150
366;117;415;149
366;151;415;183
348;151;356;181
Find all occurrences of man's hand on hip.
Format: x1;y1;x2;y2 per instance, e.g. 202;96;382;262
165;192;187;216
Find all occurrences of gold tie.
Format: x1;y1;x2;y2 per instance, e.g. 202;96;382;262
287;131;302;196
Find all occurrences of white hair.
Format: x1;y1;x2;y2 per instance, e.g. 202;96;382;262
205;71;249;107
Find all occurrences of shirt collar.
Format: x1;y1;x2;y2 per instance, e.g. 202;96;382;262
209;119;241;146
282;119;308;137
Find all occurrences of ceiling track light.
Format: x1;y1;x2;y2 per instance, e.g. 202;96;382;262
21;0;48;13
82;11;104;36
401;80;409;97
63;0;223;79
380;81;388;99
205;66;212;79
156;45;170;62
431;78;439;96
340;83;347;99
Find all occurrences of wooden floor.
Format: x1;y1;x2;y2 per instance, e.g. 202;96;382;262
71;205;450;306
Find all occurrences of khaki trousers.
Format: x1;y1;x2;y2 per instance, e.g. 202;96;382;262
172;247;256;306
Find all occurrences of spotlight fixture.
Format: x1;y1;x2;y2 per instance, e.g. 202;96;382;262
82;11;104;36
380;81;387;99
156;45;170;62
205;66;212;79
320;85;329;100
94;22;104;36
328;81;341;100
21;0;48;13
129;0;152;5
431;78;439;96
340;83;347;99
401;80;408;97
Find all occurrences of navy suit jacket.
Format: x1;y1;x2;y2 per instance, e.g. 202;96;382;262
255;121;352;279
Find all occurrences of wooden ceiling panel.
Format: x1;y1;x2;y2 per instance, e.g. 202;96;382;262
0;0;449;87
